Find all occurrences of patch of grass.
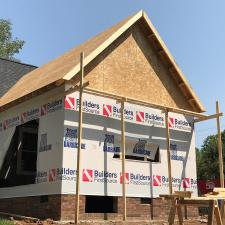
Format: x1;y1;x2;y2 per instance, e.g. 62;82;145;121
0;218;14;225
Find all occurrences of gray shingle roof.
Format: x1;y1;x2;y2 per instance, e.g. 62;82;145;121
0;58;37;97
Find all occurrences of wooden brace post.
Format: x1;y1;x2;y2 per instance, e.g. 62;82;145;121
121;97;127;221
216;101;224;188
165;110;173;194
75;52;84;224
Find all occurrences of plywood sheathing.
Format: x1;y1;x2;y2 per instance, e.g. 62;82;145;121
84;25;194;111
0;10;205;113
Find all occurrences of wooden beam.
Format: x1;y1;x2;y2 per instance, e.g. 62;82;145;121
147;33;155;38
121;98;127;221
194;113;223;123
178;83;185;88
216;101;224;188
64;81;89;96
84;87;209;119
55;79;65;86
75;52;84;224
165;110;173;194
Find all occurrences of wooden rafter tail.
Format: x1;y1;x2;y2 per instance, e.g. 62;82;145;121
75;52;84;224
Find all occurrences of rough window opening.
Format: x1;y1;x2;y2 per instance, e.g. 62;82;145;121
85;196;118;213
113;148;160;162
0;120;39;187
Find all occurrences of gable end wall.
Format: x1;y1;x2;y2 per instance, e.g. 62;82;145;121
84;24;193;111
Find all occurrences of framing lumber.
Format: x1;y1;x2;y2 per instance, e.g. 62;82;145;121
75;52;84;224
165;110;173;195
84;87;208;119
194;112;223;123
121;98;127;221
216;101;224;188
64;82;89;96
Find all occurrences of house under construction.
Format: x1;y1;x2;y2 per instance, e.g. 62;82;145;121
0;11;217;221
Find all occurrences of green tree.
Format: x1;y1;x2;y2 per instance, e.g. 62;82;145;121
197;130;225;180
0;19;25;59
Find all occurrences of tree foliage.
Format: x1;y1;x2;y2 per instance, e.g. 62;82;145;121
197;130;225;180
0;19;25;59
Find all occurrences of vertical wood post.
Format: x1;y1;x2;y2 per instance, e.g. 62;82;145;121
75;52;84;224
216;101;224;188
121;98;126;221
165;110;173;194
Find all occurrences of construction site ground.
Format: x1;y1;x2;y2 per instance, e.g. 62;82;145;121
0;217;209;225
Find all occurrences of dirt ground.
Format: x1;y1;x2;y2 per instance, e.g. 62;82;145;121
11;218;207;225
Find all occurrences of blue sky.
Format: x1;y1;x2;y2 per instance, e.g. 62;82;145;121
1;0;225;147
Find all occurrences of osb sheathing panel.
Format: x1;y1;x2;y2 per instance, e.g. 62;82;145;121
84;24;193;111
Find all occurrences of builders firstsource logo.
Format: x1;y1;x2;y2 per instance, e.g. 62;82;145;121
136;111;164;127
112;106;134;121
168;117;193;132
103;104;112;117
153;175;162;186
136;111;144;123
151;175;197;189
182;178;191;188
120;173;130;184
48;168;77;182
76;99;100;115
21;108;39;124
129;173;151;186
3;116;20;130
64;96;76;110
82;169;117;183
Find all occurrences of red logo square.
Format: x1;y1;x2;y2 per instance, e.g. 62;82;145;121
103;104;112;117
136;111;144;122
120;173;129;184
153;175;162;186
82;169;93;182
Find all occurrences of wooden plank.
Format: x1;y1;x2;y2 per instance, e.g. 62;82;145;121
213;188;225;192
84;87;209;119
121;98;126;221
214;205;223;225
194;112;223;123
168;199;176;225
178;199;210;206
177;204;184;225
165;110;172;194
174;191;192;198
75;52;84;224
216;101;224;188
208;200;215;225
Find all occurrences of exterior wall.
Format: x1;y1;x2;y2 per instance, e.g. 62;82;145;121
84;24;193;111
63;91;198;198
0;86;65;198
